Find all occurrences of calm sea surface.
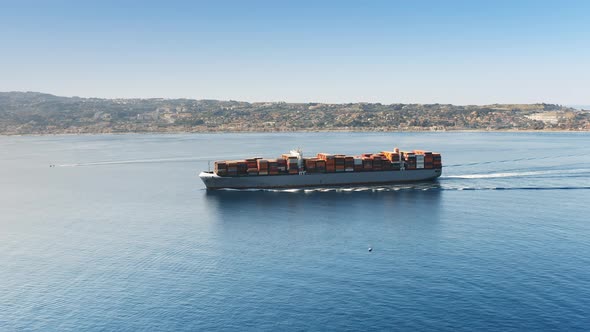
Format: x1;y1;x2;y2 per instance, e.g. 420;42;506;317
1;132;589;331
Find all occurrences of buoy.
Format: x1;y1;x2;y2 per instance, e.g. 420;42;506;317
368;247;372;252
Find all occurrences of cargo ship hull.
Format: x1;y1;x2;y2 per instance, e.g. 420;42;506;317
199;169;442;189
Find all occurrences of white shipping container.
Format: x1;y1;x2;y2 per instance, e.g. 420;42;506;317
416;155;425;162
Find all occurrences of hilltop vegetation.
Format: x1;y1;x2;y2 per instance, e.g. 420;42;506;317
0;92;588;135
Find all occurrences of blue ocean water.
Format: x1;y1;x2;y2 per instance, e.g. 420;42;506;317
1;132;589;331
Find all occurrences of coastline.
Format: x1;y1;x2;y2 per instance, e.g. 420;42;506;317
1;128;588;137
3;92;588;136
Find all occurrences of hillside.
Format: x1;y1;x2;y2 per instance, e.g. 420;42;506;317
0;92;588;135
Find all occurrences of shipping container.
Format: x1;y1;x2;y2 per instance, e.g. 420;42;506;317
211;148;440;177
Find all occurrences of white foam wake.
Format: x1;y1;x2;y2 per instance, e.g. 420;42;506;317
445;168;590;179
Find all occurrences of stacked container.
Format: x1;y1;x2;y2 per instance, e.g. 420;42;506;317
371;154;384;171
317;153;336;173
305;158;317;173
334;155;345;172
416;155;425;169
214;162;227;176
412;150;442;169
257;159;269;175
423;153;434;169
403;152;417;170
361;157;373;171
277;159;287;173
433;153;442;169
345;156;354;172
237;161;248;176
382;150;402;170
227;161;238;176
353;158;363;171
282;154;299;174
213;148;441;177
268;159;279;175
245;158;258;175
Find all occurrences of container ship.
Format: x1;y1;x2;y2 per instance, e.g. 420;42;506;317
199;148;442;189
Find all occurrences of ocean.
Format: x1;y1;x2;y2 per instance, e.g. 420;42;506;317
1;132;589;331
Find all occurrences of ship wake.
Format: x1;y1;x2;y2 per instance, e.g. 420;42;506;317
213;184;590;193
444;168;590;179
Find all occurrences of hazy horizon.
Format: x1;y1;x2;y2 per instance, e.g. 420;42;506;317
1;1;589;105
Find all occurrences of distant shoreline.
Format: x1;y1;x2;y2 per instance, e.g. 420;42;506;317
2;92;589;135
1;128;588;137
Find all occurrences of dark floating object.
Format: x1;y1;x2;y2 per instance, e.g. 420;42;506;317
368;247;373;252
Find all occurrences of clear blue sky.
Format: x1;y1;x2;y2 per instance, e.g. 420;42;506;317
1;0;588;104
